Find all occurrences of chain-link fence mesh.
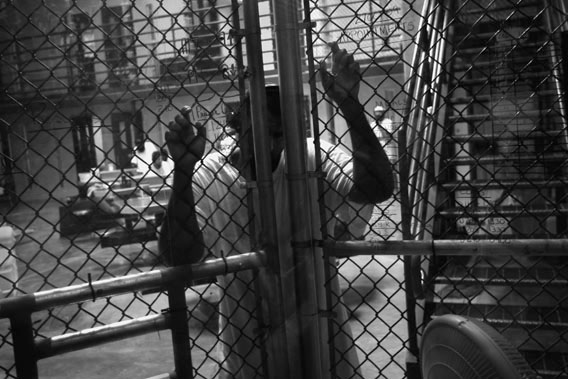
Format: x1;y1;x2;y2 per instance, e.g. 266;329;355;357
397;1;568;378
0;0;567;378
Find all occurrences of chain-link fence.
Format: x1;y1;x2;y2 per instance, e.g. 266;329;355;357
0;0;567;378
399;1;568;378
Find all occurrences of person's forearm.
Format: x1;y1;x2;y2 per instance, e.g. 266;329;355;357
158;168;204;266
339;98;394;203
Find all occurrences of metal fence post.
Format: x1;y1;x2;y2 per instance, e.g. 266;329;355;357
11;314;38;379
242;1;295;378
271;1;326;379
167;283;192;379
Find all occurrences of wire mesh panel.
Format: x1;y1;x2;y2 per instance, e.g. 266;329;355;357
308;0;568;377
304;1;426;377
401;1;568;378
1;0;567;378
0;1;257;378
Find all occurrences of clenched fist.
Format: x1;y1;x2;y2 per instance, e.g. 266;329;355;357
165;106;206;173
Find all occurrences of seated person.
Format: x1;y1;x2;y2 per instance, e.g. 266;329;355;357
60;179;122;236
77;181;121;215
147;149;173;179
131;140;159;171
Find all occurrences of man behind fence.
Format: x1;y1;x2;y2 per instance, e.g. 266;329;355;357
159;43;394;379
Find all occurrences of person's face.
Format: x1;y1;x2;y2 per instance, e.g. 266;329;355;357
266;110;284;168
229;109;284;178
374;109;386;121
220;132;238;158
154;156;163;168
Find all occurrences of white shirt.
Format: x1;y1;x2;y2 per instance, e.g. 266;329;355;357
131;141;158;170
147;159;174;180
190;139;370;379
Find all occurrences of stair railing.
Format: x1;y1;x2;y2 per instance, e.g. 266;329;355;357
544;0;568;151
410;1;453;241
402;1;452;240
397;1;454;377
401;0;453;298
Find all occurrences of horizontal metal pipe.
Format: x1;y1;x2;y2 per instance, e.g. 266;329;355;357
324;239;568;258
35;313;170;360
0;252;264;318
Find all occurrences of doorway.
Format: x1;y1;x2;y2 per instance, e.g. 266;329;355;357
110;112;143;169
71;115;97;174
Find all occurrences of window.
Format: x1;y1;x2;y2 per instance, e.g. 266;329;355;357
71;115;97;173
189;0;223;72
157;0;226;83
146;4;156;41
101;5;137;87
69;13;96;91
157;13;192;82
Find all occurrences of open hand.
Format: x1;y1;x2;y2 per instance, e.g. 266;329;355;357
165;106;206;173
319;42;361;103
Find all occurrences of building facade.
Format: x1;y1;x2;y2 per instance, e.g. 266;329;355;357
0;0;419;202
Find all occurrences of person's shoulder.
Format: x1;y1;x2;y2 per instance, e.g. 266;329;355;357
306;137;334;153
199;151;224;167
307;137;346;157
144;141;158;150
196;152;237;176
194;152;241;190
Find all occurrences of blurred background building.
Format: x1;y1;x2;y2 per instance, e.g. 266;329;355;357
0;0;414;203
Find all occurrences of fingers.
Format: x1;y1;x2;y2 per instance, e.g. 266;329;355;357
166;111;205;145
168;105;196;136
324;41;354;77
319;59;333;89
174;113;193;133
195;122;206;140
333;47;353;73
180;105;192;117
327;41;340;54
349;60;361;76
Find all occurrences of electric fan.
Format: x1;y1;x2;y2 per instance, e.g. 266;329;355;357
421;314;540;379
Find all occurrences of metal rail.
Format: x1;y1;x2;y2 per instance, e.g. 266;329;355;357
0;252;264;379
324;238;568;258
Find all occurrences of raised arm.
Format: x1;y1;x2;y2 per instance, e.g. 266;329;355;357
158;107;206;266
320;42;394;204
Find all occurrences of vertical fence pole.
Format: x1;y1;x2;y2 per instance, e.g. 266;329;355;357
300;2;335;377
399;2;433;378
231;0;272;376
11;314;38;379
241;1;293;378
167;210;193;378
167;282;192;379
271;1;325;379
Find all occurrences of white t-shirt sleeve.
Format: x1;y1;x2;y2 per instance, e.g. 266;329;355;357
315;139;374;237
318;139;354;197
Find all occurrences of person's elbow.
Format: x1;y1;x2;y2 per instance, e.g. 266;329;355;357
349;170;395;204
158;215;205;266
374;175;395;203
